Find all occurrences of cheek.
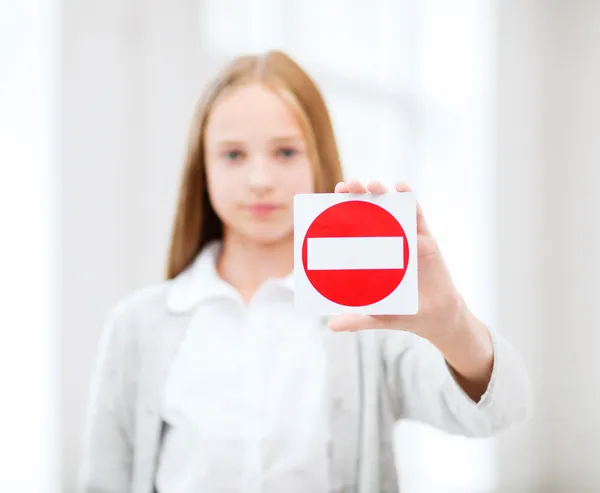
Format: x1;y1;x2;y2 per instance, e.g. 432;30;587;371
286;158;315;194
205;163;236;217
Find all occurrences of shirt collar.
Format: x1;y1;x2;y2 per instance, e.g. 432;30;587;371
166;240;294;314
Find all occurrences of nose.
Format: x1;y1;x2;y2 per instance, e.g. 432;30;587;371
247;157;275;194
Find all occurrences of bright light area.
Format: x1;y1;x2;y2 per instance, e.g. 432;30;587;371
0;1;59;492
394;1;498;491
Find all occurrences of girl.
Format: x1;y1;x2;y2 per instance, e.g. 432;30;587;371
79;50;532;493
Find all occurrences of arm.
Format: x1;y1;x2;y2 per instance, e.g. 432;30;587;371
78;305;136;493
429;302;495;403
380;311;533;437
330;180;533;436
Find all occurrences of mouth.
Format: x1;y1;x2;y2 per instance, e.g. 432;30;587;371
246;203;280;215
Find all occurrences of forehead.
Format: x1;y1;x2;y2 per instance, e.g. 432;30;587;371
205;83;304;141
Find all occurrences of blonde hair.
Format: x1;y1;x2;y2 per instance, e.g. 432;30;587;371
166;50;344;279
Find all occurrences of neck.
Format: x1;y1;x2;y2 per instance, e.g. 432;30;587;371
217;231;294;302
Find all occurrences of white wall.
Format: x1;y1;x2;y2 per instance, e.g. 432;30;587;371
60;0;208;487
495;0;600;491
494;0;548;490
538;1;600;490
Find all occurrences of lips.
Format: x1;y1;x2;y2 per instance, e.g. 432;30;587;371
247;203;279;215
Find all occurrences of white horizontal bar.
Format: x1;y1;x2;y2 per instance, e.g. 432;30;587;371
306;236;404;270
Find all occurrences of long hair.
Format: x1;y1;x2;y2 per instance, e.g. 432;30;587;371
166;50;344;279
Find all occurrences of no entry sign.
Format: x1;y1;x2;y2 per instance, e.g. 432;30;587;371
294;192;418;315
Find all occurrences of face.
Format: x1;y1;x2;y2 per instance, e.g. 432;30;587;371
204;83;315;246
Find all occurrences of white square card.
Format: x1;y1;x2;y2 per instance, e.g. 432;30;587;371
293;192;418;315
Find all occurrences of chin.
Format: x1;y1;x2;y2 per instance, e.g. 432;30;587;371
241;226;293;247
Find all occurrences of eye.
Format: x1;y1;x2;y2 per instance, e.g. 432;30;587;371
277;147;298;159
223;149;244;161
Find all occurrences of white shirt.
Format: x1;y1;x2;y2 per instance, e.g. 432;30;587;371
155;242;330;493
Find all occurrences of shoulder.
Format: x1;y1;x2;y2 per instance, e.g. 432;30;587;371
100;247;209;347
109;282;171;323
101;280;177;349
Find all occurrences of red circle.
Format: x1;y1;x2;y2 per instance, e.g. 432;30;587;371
301;200;409;307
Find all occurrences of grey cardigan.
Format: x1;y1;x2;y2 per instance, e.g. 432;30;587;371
78;279;532;493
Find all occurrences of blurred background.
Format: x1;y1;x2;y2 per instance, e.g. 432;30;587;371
1;0;599;491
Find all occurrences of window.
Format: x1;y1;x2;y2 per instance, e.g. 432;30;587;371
198;1;497;490
198;0;417;184
0;1;59;492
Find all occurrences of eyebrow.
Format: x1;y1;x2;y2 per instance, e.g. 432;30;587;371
214;135;305;147
214;140;246;148
270;134;304;144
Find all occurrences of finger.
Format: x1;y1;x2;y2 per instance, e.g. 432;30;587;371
346;180;367;194
334;181;349;193
328;313;382;332
415;201;431;236
366;181;388;194
371;314;413;330
395;182;412;193
395;182;431;236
